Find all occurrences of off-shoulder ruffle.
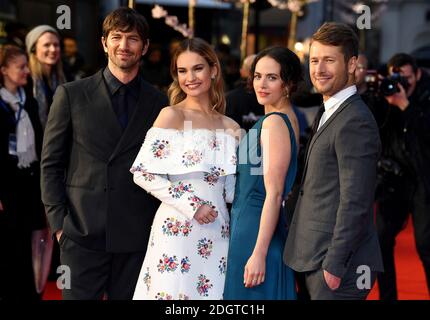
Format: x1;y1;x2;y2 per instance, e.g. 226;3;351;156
131;127;238;175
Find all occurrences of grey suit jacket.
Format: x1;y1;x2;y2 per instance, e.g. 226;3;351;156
41;70;168;252
284;94;384;278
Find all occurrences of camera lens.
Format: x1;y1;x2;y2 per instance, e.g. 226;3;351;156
380;78;398;96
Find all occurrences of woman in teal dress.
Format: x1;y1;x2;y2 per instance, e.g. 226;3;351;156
224;47;303;300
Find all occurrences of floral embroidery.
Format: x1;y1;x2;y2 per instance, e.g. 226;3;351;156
169;181;194;198
178;293;189;300
196;274;213;297
182;150;203;167
151;139;170;159
218;257;227;275
197;238;213;259
130;163;155;181
157;254;178;273
150;233;155;247
230;154;237;165
188;195;205;212
221;224;229;239
189;197;217;213
208;137;221;151
161;217;182;236
181;256;191;274
161;218;193;237
203;167;225;186
181;220;193;237
143;268;151;291
155;292;172;300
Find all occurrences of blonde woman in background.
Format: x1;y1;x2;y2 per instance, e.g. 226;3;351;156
25;25;65;129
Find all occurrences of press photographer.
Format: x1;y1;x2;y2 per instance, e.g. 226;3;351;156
371;53;430;300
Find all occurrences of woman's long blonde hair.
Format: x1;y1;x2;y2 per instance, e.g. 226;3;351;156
168;38;225;114
28;31;65;87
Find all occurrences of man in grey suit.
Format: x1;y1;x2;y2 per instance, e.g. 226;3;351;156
41;8;167;299
284;22;384;300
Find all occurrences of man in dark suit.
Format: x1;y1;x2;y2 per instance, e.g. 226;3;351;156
284;22;383;300
225;54;263;132
40;8;167;300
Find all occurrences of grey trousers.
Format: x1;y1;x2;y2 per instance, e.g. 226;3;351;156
304;268;377;300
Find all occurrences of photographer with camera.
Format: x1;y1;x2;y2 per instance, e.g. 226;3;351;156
375;53;430;300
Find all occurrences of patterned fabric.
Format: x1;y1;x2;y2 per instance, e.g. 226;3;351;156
131;127;237;300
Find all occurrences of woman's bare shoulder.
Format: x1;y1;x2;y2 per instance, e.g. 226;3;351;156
153;106;186;129
221;115;243;140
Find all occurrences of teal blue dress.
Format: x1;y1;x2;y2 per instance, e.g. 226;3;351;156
224;112;297;300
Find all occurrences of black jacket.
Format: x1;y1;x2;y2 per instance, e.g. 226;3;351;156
40;70;168;252
225;81;264;132
0;89;46;231
378;73;430;195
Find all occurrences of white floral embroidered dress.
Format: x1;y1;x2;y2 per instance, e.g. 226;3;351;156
131;127;237;300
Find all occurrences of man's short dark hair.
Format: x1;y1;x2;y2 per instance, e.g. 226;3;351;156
102;7;149;42
311;22;359;63
387;53;418;73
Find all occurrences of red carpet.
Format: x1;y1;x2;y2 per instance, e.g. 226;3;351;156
42;216;429;300
367;216;429;300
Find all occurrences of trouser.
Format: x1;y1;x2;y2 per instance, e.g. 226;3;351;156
376;180;430;300
304;267;376;300
305;268;376;300
0;224;40;301
59;234;145;300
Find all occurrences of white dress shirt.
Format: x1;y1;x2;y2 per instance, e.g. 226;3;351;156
317;85;357;131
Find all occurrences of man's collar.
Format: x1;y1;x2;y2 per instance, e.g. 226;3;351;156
103;66;141;97
324;85;357;110
103;67;123;95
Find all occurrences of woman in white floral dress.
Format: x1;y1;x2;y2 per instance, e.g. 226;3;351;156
131;38;240;300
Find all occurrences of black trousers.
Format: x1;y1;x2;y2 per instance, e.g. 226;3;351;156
376;179;430;300
59;235;145;300
0;223;40;301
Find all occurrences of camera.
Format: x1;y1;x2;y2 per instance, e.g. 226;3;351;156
365;68;410;96
377;157;403;177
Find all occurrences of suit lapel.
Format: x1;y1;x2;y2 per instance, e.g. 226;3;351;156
109;79;159;161
301;94;361;184
82;71;122;160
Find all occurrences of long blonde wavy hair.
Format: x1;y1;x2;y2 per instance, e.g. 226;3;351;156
168;38;226;114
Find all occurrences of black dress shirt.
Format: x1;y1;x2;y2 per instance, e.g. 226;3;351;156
103;67;140;130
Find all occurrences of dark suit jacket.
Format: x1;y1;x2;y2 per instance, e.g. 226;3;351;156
40;70;168;252
284;94;384;279
225;81;264;132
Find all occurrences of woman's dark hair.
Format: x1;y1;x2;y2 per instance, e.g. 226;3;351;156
249;46;303;95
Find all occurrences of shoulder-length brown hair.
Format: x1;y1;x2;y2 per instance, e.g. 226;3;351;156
168;37;225;114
